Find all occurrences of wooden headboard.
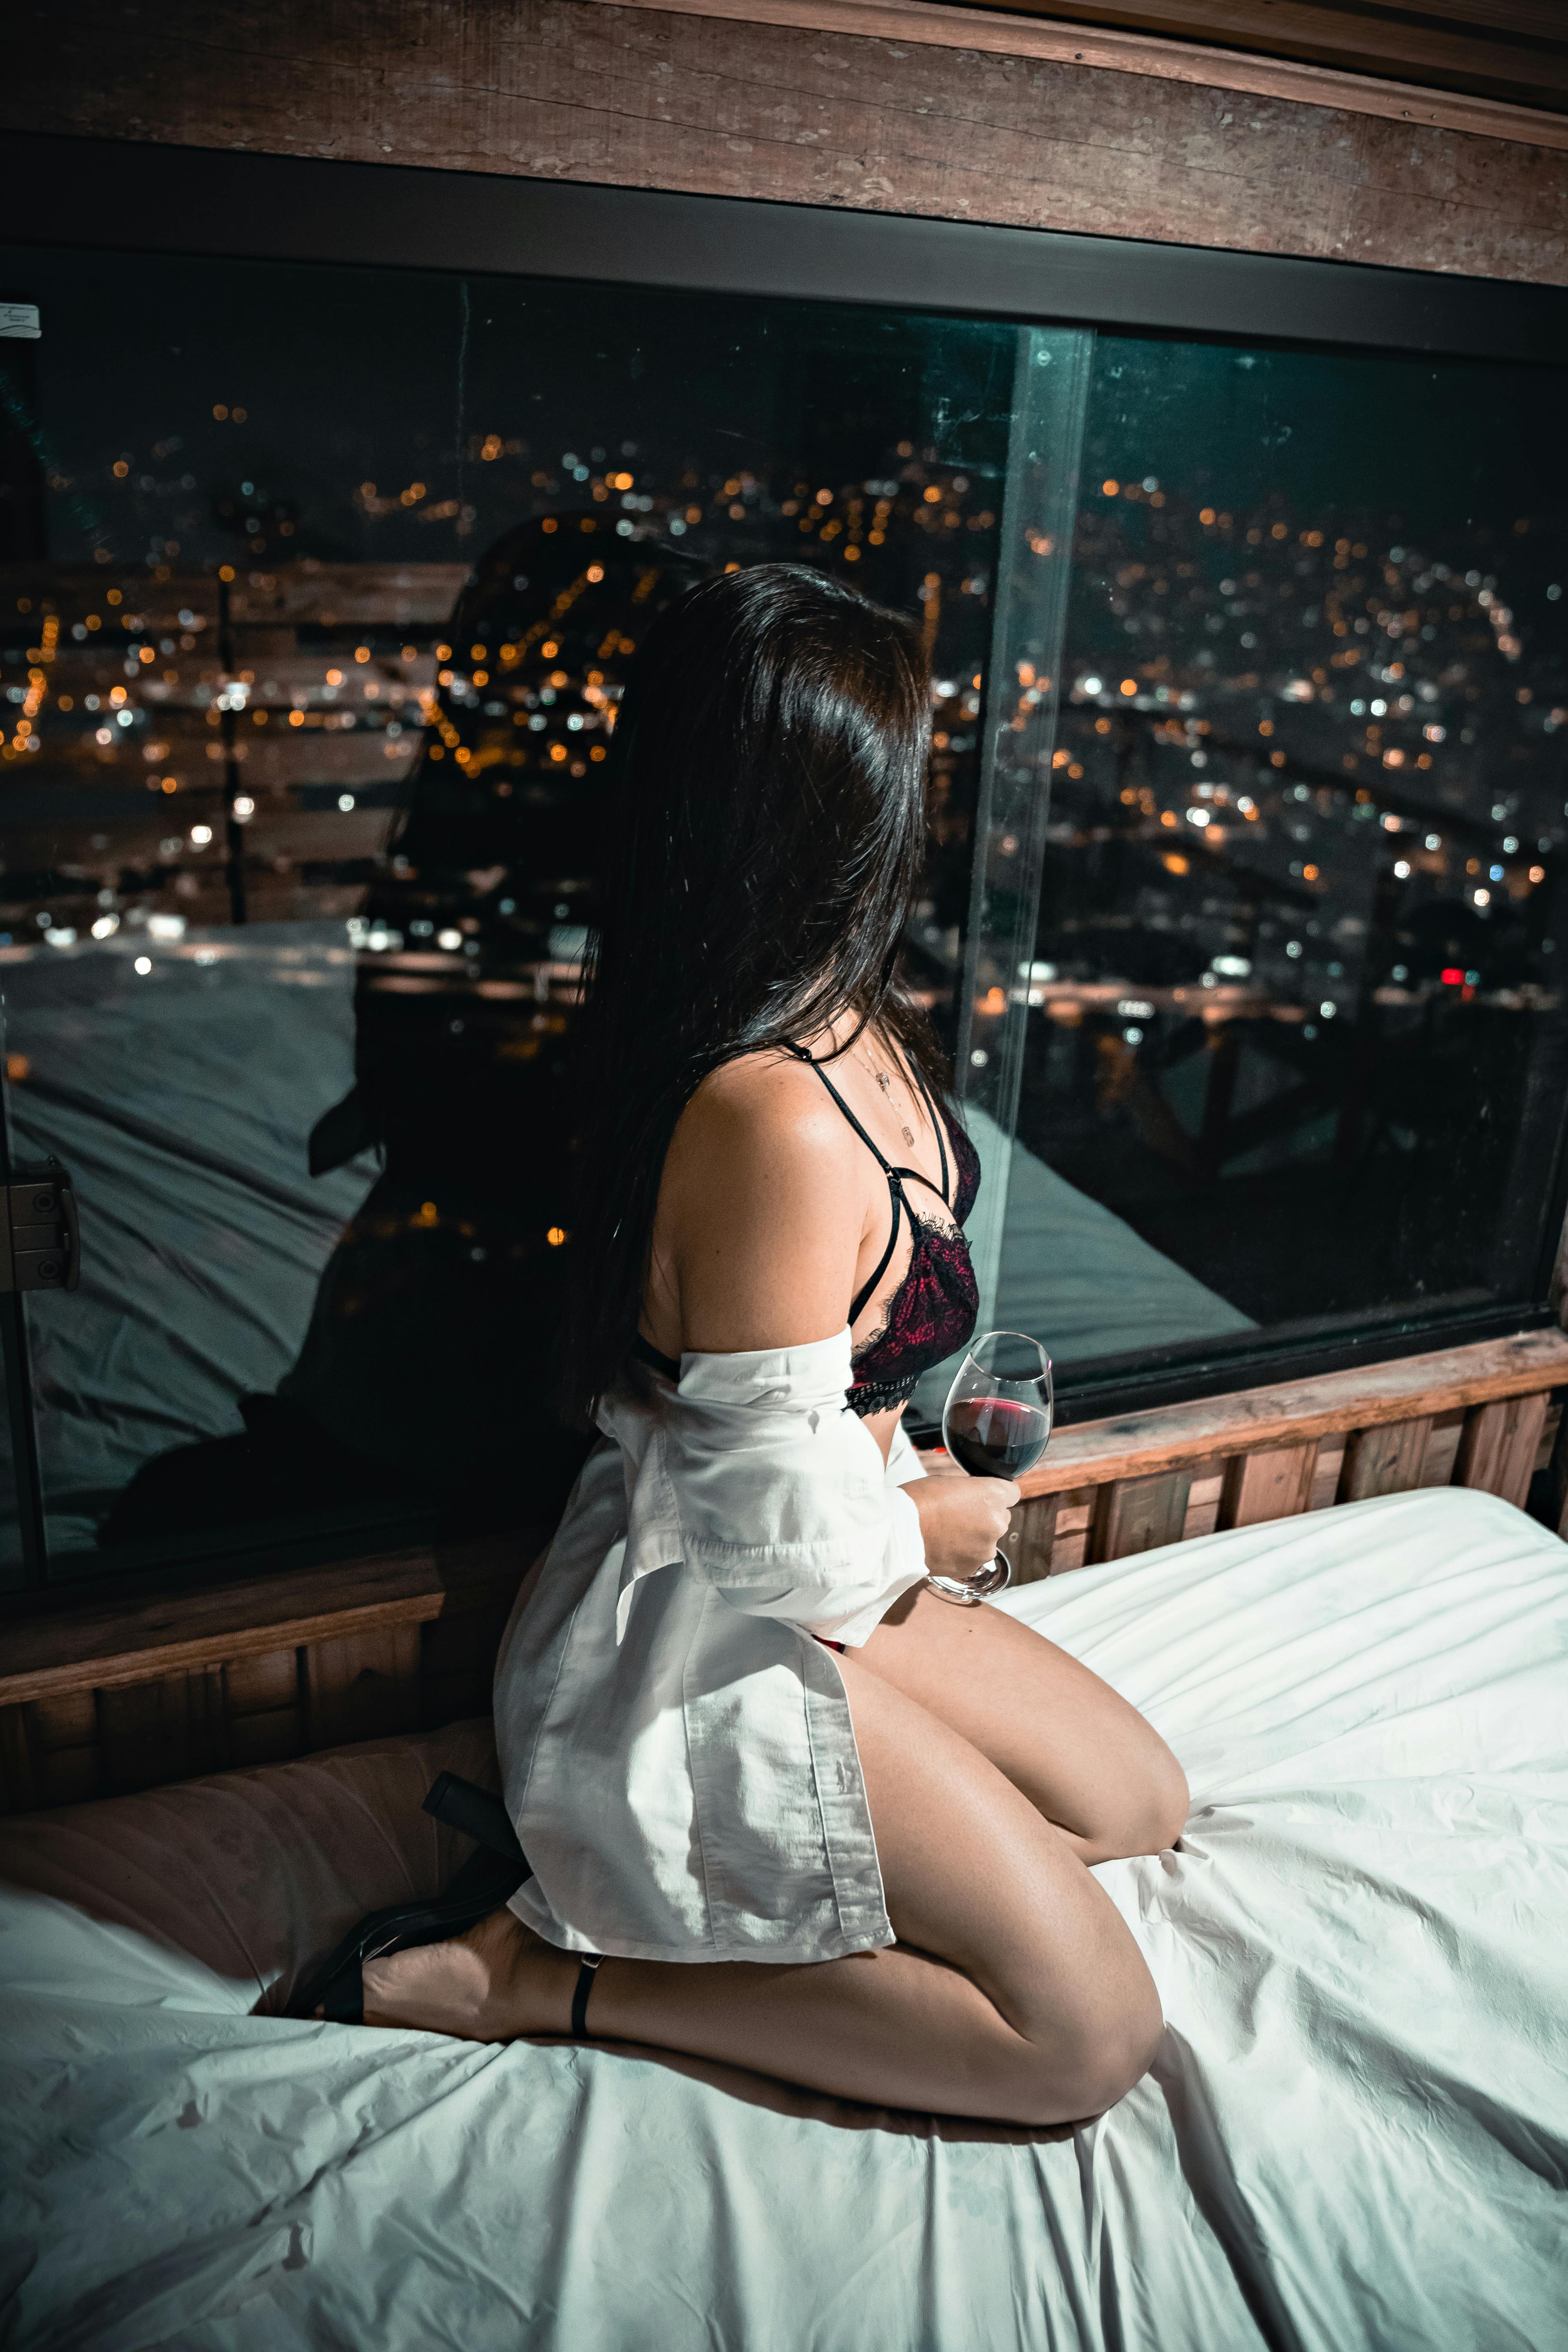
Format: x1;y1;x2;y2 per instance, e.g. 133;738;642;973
1000;1328;1568;1581
0;1535;544;1816
4;1327;1566;1814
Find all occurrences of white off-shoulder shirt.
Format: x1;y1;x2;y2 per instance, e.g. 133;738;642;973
492;1328;928;1964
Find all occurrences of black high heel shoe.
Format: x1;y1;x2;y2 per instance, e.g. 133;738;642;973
292;1773;533;2024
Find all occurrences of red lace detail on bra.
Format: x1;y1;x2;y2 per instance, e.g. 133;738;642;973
846;1119;980;1418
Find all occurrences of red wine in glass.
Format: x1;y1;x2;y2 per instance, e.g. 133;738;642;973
945;1395;1052;1480
929;1332;1053;1604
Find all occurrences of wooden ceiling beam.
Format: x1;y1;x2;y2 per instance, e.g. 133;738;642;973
615;0;1568;147
934;0;1568;113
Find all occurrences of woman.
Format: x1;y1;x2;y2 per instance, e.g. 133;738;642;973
327;565;1187;2124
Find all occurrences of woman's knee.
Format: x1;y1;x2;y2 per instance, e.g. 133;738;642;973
1141;1742;1190;1855
1007;1972;1165;2125
1090;1740;1189;1863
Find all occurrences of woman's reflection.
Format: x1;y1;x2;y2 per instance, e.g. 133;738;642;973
103;515;706;1544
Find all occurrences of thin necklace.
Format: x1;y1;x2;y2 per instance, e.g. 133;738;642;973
858;1033;917;1148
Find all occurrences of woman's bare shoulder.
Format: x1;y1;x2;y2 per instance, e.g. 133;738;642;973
653;1048;869;1352
667;1047;860;1189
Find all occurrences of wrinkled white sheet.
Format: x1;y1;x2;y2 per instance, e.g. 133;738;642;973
2;1486;1565;2351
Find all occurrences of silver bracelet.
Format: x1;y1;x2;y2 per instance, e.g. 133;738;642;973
924;1545;1013;1607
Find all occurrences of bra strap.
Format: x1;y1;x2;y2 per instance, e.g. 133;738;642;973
904;1057;951;1205
849;1183;903;1326
784;1040;905;1325
782;1041;897;1172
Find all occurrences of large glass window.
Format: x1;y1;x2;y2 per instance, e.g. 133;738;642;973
977;336;1568;1408
1;229;1563;1588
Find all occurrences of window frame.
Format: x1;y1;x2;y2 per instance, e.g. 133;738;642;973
3;131;1566;366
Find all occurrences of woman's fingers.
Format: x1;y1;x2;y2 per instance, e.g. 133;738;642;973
971;1479;1020;1546
912;1475;1023;1573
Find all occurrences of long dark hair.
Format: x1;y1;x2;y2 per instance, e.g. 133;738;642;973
563;561;948;1418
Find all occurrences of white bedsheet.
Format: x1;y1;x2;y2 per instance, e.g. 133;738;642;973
2;1486;1565;2351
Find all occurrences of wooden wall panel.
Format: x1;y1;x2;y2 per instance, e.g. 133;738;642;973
1454;1391;1550;1509
1004;1494;1059;1587
1181;1464;1227;1541
222;1648;300;1715
1219;1441;1318;1528
25;1738;101;1809
24;1688;97;1750
98;1669;230;1796
1047;1490;1095;1574
18;1689;101;1808
1307;1436;1347;1513
226;1705;308;1771
0;1706;38;1813
1024;1330;1568;1502
0;1533;535;1813
1093;1470;1192;1563
420;1609;509;1726
1422;1407;1466;1490
3;0;1564;285
304;1624;423;1750
1551;1405;1568;1540
1;1351;1561;1813
223;1645;307;1768
1339;1416;1434;1502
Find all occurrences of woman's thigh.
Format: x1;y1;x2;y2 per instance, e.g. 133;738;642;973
833;1646;1161;2088
854;1585;1188;1863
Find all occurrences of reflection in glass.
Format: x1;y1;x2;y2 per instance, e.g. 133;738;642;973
0;247;1023;1576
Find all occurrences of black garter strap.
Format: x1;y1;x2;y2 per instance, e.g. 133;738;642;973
572;1954;602;2038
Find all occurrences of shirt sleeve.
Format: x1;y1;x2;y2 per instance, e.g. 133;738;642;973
659;1333;929;1647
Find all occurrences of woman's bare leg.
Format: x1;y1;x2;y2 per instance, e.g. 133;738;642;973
360;1654;1163;2123
856;1584;1189;1866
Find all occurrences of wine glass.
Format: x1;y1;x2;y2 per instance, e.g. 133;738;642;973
928;1331;1054;1606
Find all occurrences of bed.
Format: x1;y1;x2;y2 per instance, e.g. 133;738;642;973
3;1483;1565;2351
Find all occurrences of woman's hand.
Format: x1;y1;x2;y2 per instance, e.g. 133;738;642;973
910;1465;1020;1583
